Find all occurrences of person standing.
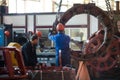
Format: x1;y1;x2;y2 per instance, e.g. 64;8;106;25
22;34;39;68
48;23;71;67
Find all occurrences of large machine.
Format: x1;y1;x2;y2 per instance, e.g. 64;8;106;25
60;3;114;71
58;1;120;79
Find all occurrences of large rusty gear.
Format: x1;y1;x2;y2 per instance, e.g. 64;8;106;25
60;4;112;27
107;36;120;56
59;4;113;58
84;28;117;71
59;4;116;71
84;29;104;54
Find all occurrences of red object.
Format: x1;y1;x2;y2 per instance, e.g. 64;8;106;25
107;37;119;55
4;30;10;37
36;31;42;37
0;47;27;79
56;23;64;31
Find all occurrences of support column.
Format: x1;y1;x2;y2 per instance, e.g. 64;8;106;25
116;1;119;14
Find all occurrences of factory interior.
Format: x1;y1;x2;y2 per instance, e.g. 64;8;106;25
0;0;120;80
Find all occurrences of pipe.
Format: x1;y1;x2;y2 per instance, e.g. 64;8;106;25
116;1;119;13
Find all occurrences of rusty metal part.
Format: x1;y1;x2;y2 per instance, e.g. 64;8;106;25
71;28;116;71
59;4;113;60
88;36;120;71
59;4;116;71
71;27;112;60
87;56;116;71
71;30;119;71
0;47;28;79
84;29;104;54
60;4;112;27
107;36;120;55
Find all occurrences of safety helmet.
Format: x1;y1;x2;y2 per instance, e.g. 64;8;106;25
4;30;10;37
56;23;64;31
36;31;42;37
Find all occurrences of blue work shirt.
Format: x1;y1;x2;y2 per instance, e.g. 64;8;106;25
48;32;71;66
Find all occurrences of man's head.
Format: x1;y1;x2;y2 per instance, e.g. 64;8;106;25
30;34;39;45
36;31;42;37
56;23;64;32
117;20;120;32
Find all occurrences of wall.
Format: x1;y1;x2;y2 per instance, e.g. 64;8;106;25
3;13;98;38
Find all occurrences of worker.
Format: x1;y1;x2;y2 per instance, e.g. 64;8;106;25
48;23;71;67
22;34;40;69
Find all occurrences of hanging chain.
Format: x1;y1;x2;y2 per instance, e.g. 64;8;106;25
53;0;62;30
56;0;62;21
57;0;62;14
105;0;114;20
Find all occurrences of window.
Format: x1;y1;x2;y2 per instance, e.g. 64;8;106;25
65;28;87;51
8;0;116;13
13;28;25;33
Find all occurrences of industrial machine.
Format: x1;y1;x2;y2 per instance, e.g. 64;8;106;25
37;48;56;66
58;1;120;80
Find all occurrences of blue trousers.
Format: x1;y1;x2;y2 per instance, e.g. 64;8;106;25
55;49;71;66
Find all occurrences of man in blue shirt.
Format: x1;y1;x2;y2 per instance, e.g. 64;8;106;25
48;23;71;67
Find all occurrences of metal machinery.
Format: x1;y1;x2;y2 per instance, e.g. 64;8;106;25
58;1;120;79
0;46;76;80
60;3;113;70
37;48;56;66
0;47;27;80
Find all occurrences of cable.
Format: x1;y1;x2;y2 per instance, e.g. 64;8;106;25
53;0;62;30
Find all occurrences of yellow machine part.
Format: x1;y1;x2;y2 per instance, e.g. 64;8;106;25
8;42;21;66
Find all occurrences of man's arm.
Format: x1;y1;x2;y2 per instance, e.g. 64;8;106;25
48;33;56;41
22;46;29;66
